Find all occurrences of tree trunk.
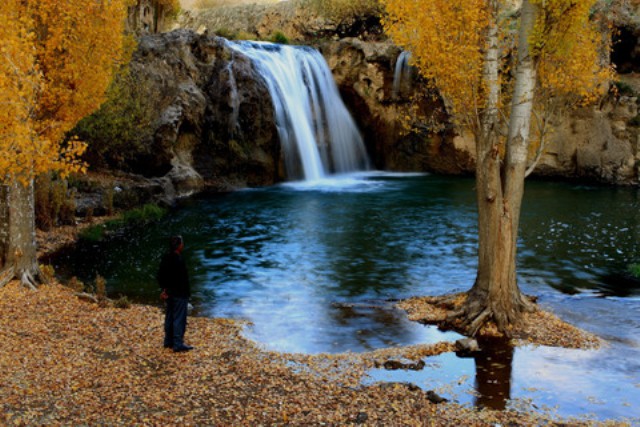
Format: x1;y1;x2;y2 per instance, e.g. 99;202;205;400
0;180;39;289
462;0;538;335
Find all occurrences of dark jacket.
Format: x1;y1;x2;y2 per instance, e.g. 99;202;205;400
157;252;190;298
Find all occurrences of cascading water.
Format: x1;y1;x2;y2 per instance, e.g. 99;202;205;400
229;41;370;181
392;51;414;99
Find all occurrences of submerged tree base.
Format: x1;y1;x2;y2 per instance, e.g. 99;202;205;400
398;293;601;349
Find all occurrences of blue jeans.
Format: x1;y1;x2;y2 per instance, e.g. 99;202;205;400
164;296;188;349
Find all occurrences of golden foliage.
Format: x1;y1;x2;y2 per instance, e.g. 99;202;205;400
532;0;613;103
382;0;490;121
0;0;131;185
382;0;612;133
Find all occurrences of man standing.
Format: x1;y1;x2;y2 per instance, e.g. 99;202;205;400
158;235;194;352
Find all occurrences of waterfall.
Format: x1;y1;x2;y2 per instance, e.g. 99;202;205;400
229;41;370;181
392;51;414;99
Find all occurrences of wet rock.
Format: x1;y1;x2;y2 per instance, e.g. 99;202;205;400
382;359;426;371
126;30;281;193
355;412;368;424
426;390;448;404
379;382;421;392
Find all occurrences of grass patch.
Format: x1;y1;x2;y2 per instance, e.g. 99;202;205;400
79;203;167;242
269;31;289;44
614;80;636;96
627;263;640;278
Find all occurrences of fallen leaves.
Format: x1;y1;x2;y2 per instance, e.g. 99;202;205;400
0;281;615;426
398;294;601;349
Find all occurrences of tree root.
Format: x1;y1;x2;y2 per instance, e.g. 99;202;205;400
467;308;492;337
21;270;38;291
422;291;538;338
0;267;15;289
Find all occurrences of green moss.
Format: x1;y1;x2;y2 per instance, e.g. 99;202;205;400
79;204;167;242
215;27;237;40
269;31;289;45
614;81;635;96
627;263;640;278
79;224;107;242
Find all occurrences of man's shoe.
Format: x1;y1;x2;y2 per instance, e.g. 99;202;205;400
163;343;173;348
173;344;194;353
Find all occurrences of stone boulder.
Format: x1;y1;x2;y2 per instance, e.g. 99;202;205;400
128;29;282;199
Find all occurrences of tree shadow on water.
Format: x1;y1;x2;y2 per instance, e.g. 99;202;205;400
471;337;514;411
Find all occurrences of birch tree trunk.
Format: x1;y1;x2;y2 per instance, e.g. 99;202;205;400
0;181;38;289
462;0;538;334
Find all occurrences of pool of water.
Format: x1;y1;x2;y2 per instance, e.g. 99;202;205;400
50;172;640;422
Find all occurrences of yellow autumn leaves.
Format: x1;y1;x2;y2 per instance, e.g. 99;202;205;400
532;0;613;103
0;0;130;185
382;0;612;125
382;0;490;121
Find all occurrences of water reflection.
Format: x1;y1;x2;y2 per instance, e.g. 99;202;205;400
366;339;640;422
472;338;513;411
48;173;640;420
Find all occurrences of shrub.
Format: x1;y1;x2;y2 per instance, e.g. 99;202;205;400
614;80;635;96
80;225;106;242
214;27;237;39
72;66;155;172
79;204;167;242
269;31;289;44
35;174;77;231
113;295;131;309
39;264;56;284
123;203;167;225
235;30;257;41
67;277;85;293
628;263;640;278
95;275;107;301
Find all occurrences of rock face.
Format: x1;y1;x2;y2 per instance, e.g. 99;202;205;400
175;4;640;185
322;38;474;175
127;0;176;35
127;30;282;199
535;97;639;183
321;38;640;184
177;1;383;42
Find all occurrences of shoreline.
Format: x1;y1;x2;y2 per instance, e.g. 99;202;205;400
0;280;626;426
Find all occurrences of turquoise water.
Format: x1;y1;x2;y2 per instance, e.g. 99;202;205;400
51;172;640;421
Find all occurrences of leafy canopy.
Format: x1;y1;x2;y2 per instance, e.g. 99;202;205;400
382;0;612;129
0;0;131;185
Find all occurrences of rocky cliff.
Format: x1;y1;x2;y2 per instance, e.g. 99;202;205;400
172;2;640;185
127;30;283;197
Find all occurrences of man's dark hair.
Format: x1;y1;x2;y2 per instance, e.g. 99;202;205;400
169;235;183;252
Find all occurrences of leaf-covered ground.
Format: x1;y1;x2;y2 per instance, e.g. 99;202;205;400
398;294;601;349
0;281;622;426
